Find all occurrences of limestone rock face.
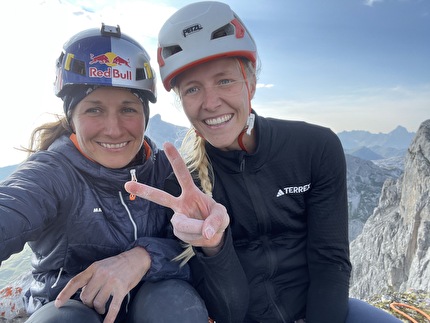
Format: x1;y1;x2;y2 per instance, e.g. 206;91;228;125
346;154;402;241
350;119;430;298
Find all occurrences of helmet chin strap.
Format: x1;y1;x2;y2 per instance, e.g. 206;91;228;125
238;113;255;153
237;129;248;152
237;59;255;153
246;113;255;135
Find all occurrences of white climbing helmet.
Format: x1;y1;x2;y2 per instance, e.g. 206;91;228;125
157;1;257;91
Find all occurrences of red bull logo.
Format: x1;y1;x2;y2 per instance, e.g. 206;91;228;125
89;52;130;67
88;52;132;81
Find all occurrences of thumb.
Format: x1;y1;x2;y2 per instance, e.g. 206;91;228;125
202;204;229;240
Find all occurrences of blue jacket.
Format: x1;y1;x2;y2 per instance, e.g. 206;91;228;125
0;135;189;310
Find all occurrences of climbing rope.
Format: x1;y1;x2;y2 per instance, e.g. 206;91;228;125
390;302;430;322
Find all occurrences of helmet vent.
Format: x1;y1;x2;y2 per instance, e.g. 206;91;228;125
211;23;234;40
136;68;149;81
70;59;86;76
162;45;183;59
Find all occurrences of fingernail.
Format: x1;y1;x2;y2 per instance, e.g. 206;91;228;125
205;227;215;239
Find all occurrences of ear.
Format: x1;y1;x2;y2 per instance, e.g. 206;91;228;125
248;74;257;100
69;118;76;133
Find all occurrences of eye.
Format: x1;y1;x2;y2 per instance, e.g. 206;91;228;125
218;79;233;85
84;107;102;115
122;107;138;113
183;86;200;96
217;79;240;89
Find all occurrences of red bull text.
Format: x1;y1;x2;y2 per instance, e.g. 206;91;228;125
89;67;132;80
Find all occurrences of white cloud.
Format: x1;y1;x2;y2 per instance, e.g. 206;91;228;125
256;83;275;88
364;0;384;6
253;84;430;134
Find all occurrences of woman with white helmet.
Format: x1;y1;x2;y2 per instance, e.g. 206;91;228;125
126;2;402;322
0;23;207;323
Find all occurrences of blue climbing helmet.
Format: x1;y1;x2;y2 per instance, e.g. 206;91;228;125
55;23;157;105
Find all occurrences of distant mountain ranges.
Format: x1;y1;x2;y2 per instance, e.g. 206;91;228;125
338;125;415;161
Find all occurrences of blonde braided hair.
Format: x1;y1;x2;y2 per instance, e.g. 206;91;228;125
172;57;257;265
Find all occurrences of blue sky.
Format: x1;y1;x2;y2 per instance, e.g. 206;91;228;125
0;0;428;167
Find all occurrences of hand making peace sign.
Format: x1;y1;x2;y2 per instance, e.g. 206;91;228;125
125;142;230;251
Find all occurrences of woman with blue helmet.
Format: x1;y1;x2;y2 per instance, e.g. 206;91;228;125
0;23;207;323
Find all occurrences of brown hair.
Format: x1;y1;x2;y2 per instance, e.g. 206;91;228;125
25;115;72;155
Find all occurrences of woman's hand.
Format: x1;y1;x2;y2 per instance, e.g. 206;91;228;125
125;142;229;249
55;246;151;323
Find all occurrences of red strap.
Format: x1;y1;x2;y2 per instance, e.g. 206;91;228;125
238;129;248;153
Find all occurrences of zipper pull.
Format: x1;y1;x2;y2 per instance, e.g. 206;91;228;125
129;169;137;201
240;158;246;172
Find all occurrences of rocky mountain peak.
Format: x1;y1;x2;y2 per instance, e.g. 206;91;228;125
349;119;430;298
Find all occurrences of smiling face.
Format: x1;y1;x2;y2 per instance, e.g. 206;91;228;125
176;57;256;151
70;87;146;168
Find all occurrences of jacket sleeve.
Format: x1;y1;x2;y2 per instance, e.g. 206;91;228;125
191;229;249;323
164;174;249;323
126;236;191;282
0;159;73;264
305;130;351;323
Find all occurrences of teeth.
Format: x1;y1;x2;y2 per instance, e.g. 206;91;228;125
205;114;232;126
100;142;128;149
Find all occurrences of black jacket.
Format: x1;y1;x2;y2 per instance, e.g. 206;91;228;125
167;114;351;323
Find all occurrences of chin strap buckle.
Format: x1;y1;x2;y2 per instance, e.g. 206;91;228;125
246;113;255;135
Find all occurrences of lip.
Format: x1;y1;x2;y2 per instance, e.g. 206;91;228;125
204;113;233;127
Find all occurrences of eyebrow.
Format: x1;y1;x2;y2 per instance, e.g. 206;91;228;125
180;70;239;88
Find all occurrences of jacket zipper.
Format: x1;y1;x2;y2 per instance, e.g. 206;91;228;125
117;168;139;313
240;159;287;322
119;169;138;240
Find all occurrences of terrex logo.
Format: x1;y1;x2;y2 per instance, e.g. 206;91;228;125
276;183;311;197
88;52;132;80
183;24;203;37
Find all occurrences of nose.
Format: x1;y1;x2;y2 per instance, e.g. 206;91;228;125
104;113;122;137
202;86;222;111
